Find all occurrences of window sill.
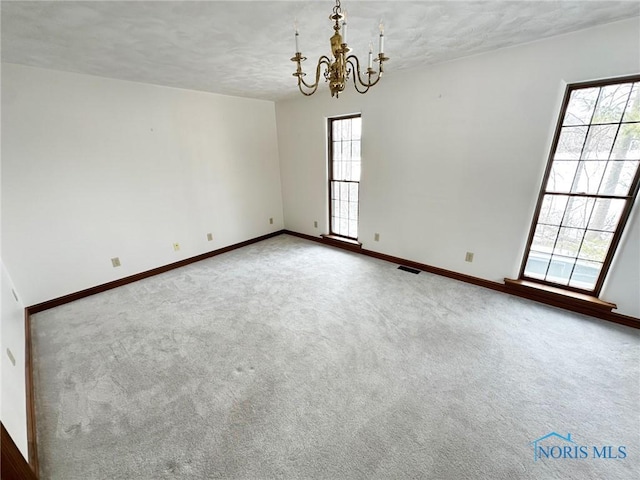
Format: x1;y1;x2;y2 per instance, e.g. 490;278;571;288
320;234;362;251
504;278;616;316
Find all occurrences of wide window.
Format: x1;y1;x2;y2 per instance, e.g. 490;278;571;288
329;114;361;240
521;76;640;294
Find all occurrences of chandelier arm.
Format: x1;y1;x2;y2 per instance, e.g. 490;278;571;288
298;82;319;96
296;72;319;96
345;55;381;94
298;56;332;90
345;58;370;94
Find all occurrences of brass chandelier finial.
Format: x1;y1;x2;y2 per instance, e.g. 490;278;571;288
291;0;389;98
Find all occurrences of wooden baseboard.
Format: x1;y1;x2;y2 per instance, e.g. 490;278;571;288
600;311;640;329
282;230;639;329
21;228;639;474
27;230;284;314
24;310;38;478
504;278;638;329
361;248;506;293
282;230;321;242
2;422;37;480
23;229;285;475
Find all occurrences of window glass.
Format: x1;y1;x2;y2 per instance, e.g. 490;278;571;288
329;115;361;239
522;78;640;293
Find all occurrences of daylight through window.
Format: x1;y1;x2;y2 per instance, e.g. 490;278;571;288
329;115;361;240
521;76;640;293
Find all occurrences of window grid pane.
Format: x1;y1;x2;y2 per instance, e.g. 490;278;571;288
523;79;640;293
329;116;361;240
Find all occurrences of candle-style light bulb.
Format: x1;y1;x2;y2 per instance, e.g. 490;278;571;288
368;42;373;69
342;10;348;45
294;20;300;53
378;21;385;54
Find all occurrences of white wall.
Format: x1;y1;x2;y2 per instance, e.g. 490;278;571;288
0;261;28;459
276;18;640;317
1;64;283;306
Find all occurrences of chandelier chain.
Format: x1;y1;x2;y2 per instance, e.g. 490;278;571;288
333;0;342;18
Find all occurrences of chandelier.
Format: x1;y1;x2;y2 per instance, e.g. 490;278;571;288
291;0;389;97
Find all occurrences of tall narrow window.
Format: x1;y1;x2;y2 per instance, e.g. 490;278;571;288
329;114;361;240
521;76;640;294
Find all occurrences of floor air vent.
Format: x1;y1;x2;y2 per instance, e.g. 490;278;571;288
398;265;420;274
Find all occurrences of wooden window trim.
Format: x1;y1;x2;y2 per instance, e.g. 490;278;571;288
504;278;616;316
328;113;361;241
519;74;640;296
320;233;363;251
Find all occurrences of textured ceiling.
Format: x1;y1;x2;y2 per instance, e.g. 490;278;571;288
2;1;639;101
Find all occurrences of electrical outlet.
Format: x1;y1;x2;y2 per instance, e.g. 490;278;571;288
374;233;380;241
6;348;15;367
111;257;121;267
314;221;318;228
207;233;213;241
173;243;180;251
465;252;474;263
269;217;274;225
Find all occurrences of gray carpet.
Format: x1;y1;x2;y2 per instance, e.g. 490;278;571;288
32;234;639;479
